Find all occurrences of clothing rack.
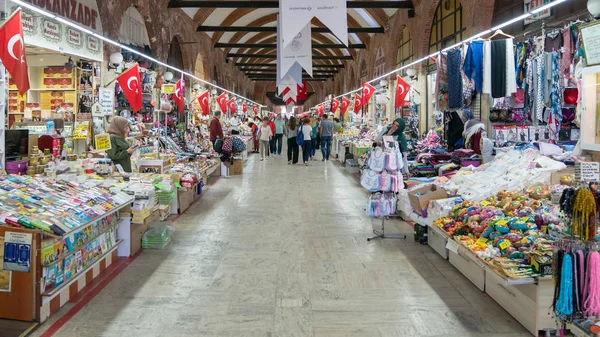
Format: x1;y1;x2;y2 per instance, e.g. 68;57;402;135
367;215;407;241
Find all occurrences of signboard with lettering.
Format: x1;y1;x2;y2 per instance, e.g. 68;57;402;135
95;133;112;152
581;22;600;66
575;162;600;182
524;0;554;25
7;0;104;61
98;88;115;116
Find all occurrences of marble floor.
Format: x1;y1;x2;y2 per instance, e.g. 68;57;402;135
34;151;531;337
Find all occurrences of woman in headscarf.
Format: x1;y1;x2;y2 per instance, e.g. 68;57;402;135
106;116;136;172
384;118;409;174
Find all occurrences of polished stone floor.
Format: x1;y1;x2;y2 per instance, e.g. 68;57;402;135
34;152;531;337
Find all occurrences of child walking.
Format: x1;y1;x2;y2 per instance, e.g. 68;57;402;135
258;117;273;161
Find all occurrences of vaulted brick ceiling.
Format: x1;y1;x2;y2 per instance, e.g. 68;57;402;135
168;0;414;87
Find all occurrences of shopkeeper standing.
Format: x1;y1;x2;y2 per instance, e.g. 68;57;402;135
209;111;224;144
106;116;135;173
230;114;240;135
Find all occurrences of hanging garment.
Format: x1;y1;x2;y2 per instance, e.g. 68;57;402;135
463;40;484;92
506;39;517;97
461;44;476;107
491;39;507;98
545;30;562;52
447;48;463;109
561;28;573;80
543;52;553;107
534;56;544;123
447;111;465;150
483;40;492;94
515;43;527;88
436;53;449;111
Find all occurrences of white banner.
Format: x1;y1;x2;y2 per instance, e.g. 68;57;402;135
283;86;297;101
280;22;313;77
280;0;347;49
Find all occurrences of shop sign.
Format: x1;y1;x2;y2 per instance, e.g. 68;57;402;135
98;88;114;116
524;0;554;24
95;133;112;152
7;0;104;61
3;232;32;273
161;84;176;94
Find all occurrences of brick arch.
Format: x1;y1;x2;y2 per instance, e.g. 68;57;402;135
211;8;258;44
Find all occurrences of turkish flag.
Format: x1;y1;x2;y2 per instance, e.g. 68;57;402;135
330;98;340;113
216;92;227;113
353;94;362;114
297;81;307;101
173;77;185;112
116;64;143;112
395;75;411;109
341;97;350;115
0;10;30;94
362;82;376;104
242;102;247;113
228;98;237;113
197;90;209;116
253;105;258;115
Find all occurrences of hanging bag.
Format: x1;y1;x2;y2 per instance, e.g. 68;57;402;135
367;148;386;172
213;138;223;154
222;136;233;153
297;125;305;146
360;169;381;192
232;136;246;152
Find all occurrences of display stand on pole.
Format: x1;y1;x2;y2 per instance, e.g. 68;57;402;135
367;215;407;241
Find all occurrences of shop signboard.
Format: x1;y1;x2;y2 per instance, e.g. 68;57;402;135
575;162;600;182
98;88;114;116
524;0;554;25
3;232;32;273
161;84;175;94
95;133;111;152
7;0;104;61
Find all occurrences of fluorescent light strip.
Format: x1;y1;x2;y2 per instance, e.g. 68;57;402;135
323;0;569;103
10;0;263;107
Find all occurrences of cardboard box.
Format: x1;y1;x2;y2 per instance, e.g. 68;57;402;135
232;159;243;175
178;185;196;213
130;222;149;256
551;167;575;185
408;184;448;217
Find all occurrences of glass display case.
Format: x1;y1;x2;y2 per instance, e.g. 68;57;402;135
581;65;600;151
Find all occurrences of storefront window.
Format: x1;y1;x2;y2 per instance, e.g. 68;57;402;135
428;0;465;69
396;27;413;76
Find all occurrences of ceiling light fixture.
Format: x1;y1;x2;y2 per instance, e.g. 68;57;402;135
8;0;263;107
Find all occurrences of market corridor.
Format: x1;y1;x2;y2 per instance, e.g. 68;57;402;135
34;155;529;337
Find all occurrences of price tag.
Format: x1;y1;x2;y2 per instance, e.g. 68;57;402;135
496;219;508;226
480;201;491;206
499;241;510;250
174;182;182;189
95;133;112;152
575;162;600;182
445;240;459;253
161;84;175;94
476;238;488;246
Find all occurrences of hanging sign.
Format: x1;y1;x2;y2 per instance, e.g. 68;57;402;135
279;21;313;77
161;84;176;94
95;133;112;152
3;232;32;272
575;162;600;182
98;88;115;116
524;0;554;24
8;0;104;61
279;0;347;49
580;22;600;66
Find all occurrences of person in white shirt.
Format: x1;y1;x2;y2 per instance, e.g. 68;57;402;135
258;117;273;161
301;117;313;166
230;115;240;135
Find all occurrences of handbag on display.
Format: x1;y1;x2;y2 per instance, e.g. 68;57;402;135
367;148;386;172
360;169;381;192
563;87;578;105
232;136;246;152
222;137;233;153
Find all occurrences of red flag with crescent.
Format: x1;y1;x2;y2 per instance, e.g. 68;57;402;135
242;102;247;113
0;9;30;94
252;105;258;115
395;75;411;109
353;94;362;114
216;92;227;113
297;81;307;101
362;82;375;104
116;64;143;112
330;98;340;113
198;90;209;116
341;97;350;115
173;76;185;112
228;98;237;113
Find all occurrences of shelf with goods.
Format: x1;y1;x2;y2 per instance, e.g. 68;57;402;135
0;173;134;322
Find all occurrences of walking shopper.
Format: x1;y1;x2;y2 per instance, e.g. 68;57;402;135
209;111;224;144
310;119;318;160
249;121;259;153
301;117;313;166
286;117;299;164
268;118;276;156
274;114;285;155
258;117;273;161
319;114;334;161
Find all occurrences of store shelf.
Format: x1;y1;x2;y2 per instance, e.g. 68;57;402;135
41;240;123;297
568;322;594;337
